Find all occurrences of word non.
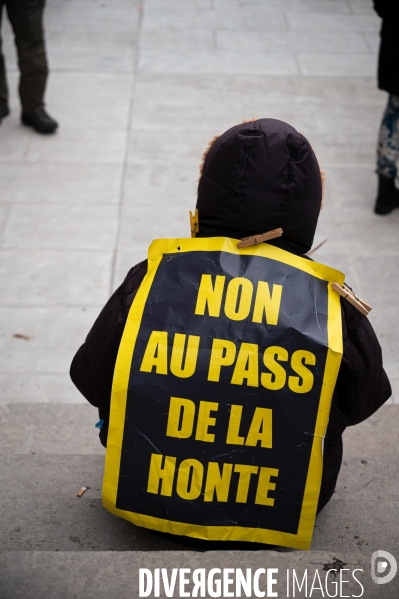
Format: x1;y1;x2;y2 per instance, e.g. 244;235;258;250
195;274;283;325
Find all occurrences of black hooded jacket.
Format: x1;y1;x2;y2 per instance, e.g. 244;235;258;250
70;119;391;520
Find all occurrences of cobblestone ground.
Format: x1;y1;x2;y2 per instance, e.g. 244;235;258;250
0;1;398;597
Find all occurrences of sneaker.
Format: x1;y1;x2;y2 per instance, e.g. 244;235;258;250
374;174;399;215
21;107;58;134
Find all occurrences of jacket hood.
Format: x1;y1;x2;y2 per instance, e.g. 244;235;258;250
196;118;322;255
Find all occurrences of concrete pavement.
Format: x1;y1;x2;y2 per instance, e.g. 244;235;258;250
0;0;398;597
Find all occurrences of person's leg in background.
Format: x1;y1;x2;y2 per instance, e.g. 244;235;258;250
375;94;399;214
0;0;10;123
5;0;58;133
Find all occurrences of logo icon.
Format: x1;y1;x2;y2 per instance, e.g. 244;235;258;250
371;550;397;585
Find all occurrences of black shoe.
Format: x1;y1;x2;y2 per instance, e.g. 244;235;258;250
0;105;10;123
21;107;58;134
374;174;399;215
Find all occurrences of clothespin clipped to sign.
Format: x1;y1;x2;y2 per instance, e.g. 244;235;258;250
189;209;199;238
237;228;283;249
332;282;372;317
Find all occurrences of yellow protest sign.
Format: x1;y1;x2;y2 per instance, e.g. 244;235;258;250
103;237;344;549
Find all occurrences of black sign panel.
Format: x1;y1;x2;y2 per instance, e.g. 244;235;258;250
103;238;343;549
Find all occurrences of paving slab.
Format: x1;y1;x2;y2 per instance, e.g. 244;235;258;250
128;129;218;165
328;166;382;208
219;73;383;104
143;6;288;31
118;204;189;245
45;72;133;130
140;27;214;52
138;50;299;76
0;121;32;161
113;242;150;288
314;141;376;167
389;378;399;404
0;163;123;205
0;203;10;236
0;250;113;306
45;1;141;32
46;29;138;72
0;307;102;374
286;11;379;32
314;206;399;256
123;163;199;209
364;31;380;53
217;29;370;53
25;128;128;164
313;104;383;142
298;52;377;77
0;203;118;250
215;0;352;11
355;255;399;310
349;0;372;12
367;307;399;381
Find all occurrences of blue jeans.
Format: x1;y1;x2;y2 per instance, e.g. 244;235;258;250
377;95;399;179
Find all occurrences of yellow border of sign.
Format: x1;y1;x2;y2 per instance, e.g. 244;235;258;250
102;237;344;550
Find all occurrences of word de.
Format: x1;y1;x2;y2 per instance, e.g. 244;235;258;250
166;396;272;448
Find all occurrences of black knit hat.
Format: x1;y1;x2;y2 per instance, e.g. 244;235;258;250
196;118;322;255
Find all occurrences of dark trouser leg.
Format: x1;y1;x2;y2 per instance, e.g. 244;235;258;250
5;0;48;113
376;94;399;180
0;0;9;111
375;96;399;214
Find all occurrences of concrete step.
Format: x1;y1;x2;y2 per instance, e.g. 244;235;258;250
0;403;397;558
343;404;399;457
0;453;398;554
0;403;104;455
1;453;398;504
1;402;398;456
1;495;397;554
1;550;398;599
1;451;398;499
1;403;397;557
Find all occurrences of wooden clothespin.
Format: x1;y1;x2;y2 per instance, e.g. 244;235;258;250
332;282;372;317
237;228;283;249
189;209;199;238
